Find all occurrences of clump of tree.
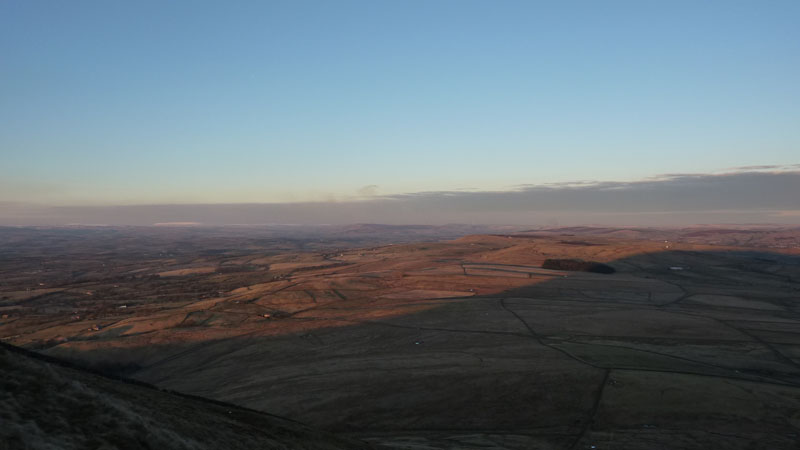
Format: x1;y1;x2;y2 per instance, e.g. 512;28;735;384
541;258;615;274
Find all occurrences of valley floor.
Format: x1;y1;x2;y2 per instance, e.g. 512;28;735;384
2;229;800;449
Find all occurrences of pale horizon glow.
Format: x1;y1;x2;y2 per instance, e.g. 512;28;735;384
2;167;799;226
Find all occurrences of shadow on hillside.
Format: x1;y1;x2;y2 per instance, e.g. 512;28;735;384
36;248;800;449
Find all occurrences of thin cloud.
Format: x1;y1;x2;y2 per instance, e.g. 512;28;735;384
357;185;379;197
1;170;799;226
726;164;800;172
385;170;800;211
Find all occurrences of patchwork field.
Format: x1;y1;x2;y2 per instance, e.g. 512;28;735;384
2;226;800;449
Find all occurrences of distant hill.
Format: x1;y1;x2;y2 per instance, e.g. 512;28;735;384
528;225;800;249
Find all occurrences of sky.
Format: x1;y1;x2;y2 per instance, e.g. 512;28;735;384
1;1;799;225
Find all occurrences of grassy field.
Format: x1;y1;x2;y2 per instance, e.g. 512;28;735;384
2;227;800;449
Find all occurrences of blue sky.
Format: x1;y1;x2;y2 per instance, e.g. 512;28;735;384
2;0;799;210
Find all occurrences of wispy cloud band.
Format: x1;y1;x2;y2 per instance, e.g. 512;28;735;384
2;169;798;226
